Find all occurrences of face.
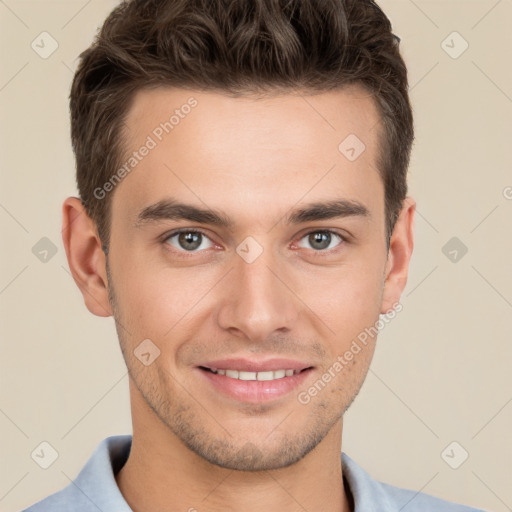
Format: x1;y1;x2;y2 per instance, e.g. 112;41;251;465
84;86;410;471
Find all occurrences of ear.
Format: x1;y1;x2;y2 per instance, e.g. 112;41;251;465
380;196;416;315
61;197;113;317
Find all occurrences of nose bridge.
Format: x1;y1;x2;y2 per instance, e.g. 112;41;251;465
216;240;298;341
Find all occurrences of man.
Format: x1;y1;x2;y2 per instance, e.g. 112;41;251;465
23;0;485;510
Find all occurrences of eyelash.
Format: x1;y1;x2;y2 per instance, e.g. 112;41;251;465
161;228;348;256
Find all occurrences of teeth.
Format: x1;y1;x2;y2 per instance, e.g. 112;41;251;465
210;368;301;381
257;371;275;381
273;369;286;379
238;371;257;380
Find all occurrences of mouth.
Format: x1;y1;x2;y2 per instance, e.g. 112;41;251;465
199;366;306;381
197;359;314;403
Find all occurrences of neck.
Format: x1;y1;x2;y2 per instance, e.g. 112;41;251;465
116;386;352;512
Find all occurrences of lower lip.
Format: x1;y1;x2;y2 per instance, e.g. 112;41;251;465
198;367;314;403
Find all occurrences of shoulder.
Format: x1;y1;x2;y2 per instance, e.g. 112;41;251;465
341;453;487;512
21;435;132;512
22;486;96;512
378;479;487;511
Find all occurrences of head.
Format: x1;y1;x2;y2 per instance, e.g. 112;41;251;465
64;0;415;471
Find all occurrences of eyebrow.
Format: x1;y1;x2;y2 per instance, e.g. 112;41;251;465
134;197;371;229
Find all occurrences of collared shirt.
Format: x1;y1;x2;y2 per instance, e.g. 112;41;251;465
22;435;485;511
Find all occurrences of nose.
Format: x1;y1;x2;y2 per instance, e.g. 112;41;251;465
215;243;300;343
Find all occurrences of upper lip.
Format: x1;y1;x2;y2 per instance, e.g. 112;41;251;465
199;357;313;373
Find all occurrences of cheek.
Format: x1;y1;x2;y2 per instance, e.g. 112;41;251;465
297;258;384;337
120;275;185;338
112;257;219;345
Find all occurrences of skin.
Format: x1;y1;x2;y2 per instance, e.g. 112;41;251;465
62;85;415;512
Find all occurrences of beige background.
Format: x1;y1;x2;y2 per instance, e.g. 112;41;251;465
1;1;511;511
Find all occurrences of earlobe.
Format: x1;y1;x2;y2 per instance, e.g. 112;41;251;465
61;197;113;317
380;196;416;315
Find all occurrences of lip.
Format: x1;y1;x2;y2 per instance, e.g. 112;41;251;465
197;358;314;403
199;357;312;372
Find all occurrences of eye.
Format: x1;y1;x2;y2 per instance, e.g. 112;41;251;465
164;230;214;252
297;230;345;251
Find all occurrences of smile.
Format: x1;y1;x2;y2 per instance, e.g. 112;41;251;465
198;364;314;403
205;368;302;381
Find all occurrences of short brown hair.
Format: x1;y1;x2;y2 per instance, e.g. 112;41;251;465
70;0;413;251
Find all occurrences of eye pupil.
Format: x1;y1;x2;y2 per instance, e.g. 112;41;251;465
178;232;202;251
309;232;331;250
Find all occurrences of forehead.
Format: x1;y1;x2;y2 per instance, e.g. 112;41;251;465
113;85;384;230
